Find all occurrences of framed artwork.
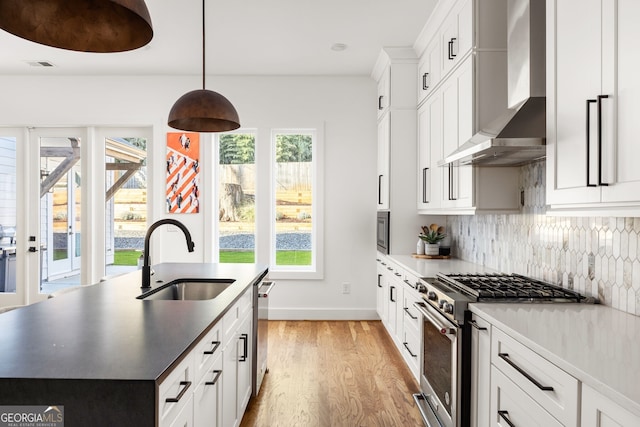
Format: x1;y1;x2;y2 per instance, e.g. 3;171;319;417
166;132;200;213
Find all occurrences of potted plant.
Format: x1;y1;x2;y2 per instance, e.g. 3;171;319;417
419;224;446;255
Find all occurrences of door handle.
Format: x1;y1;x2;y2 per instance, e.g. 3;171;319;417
239;333;248;362
28;247;38;252
597;94;610;186
586;99;597;187
422;167;429;203
422;72;430;90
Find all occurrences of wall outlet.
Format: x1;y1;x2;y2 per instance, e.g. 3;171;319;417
341;282;351;294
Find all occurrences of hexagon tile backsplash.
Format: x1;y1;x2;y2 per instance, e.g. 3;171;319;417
446;160;640;316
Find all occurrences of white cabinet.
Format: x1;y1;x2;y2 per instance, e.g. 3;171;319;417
222;286;254;427
470;313;491;427
377;67;390;118
376;258;387;322
158;352;195;427
417;38;442;105
417;90;443;211
193;355;222;427
377;114;390;210
440;0;473;77
547;0;640;213
581;384;640;427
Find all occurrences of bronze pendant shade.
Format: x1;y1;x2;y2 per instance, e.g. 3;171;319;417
0;0;153;52
167;0;240;133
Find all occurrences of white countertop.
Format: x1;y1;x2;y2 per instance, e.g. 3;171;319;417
384;254;497;278
470;303;640;417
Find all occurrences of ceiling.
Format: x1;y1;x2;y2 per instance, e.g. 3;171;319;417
0;0;437;77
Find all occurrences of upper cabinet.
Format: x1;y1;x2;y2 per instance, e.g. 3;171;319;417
415;0;520;215
547;0;640;214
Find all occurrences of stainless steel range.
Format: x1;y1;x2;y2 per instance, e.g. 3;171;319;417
412;272;595;427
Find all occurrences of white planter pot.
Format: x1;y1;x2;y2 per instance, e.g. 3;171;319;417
424;243;439;256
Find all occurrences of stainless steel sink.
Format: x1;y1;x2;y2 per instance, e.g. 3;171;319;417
137;280;235;300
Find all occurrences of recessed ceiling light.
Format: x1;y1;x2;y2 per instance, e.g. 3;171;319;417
331;43;347;51
25;60;55;67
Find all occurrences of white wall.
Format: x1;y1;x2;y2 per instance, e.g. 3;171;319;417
0;74;379;319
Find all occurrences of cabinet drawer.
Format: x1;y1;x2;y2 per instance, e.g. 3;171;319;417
402;326;420;380
490;366;563;427
193;321;223;383
402;288;421;335
492;328;578;427
194;354;223;427
158;352;195;427
223;287;253;343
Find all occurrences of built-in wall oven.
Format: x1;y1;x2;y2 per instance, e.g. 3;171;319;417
376;211;390;254
413;273;596;427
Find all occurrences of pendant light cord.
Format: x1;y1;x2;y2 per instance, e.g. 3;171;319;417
202;0;206;90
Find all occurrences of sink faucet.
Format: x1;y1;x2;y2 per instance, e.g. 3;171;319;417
141;219;195;290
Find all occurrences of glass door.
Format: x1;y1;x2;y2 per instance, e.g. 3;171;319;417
0;131;21;306
32;129;85;295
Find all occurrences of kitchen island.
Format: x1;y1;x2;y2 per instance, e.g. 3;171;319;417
0;262;268;427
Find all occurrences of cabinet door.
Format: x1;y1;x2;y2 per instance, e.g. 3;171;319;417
441;0;472;77
418;38;442;105
169;395;194;427
377;113;390;210
581;383;640;427
441;58;473;209
417;93;443;211
470;313;491;427
601;0;640;203
376;262;387;322
222;335;239;427
377;67;391;118
547;0;602;205
193;356;223;427
236;312;253;417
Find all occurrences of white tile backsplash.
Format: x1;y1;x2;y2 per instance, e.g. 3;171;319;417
446;160;640;316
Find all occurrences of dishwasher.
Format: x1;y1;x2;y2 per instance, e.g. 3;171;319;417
252;280;275;396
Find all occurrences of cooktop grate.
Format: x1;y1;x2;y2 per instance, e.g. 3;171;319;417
438;273;588;302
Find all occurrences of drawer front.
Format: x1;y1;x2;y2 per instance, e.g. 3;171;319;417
402;287;421;335
194;355;223;427
402;326;420;380
193;321;223;383
490;366;563;427
492;328;579;427
158;353;195;427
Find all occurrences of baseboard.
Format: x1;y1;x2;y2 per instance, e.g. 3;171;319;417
267;307;380;321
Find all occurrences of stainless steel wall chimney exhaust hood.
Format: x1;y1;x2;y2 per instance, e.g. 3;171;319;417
439;0;546;167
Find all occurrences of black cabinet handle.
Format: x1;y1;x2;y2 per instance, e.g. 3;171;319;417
597;94;610;186
498;353;554;391
203;340;221;355
394;272;402;277
403;342;417;358
448;164;456;200
165;381;192;403
377;274;383;288
239;333;248;362
389;285;396;302
205;370;222;386
422;72;430;90
422;167;429;203
498;410;516;427
378;174;383;204
586;99;597;187
403;307;418;320
448;38;457;60
469;320;487;331
378;95;384;110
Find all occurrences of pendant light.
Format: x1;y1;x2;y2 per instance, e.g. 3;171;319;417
0;0;153;53
167;0;240;132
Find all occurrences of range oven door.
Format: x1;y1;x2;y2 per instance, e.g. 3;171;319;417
413;301;462;427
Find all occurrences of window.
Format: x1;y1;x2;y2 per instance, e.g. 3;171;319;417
271;129;321;276
218;132;256;263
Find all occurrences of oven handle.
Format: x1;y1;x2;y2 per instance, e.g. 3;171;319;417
414;301;456;336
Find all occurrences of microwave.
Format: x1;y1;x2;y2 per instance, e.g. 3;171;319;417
376;211;390;254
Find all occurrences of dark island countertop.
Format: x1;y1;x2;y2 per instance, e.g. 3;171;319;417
0;262;268;382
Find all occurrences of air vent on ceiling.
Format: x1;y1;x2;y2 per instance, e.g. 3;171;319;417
25;60;55;67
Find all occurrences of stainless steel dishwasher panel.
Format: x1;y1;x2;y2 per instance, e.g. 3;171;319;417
253;280;274;396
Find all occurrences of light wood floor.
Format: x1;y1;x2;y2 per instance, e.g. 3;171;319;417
240;320;425;427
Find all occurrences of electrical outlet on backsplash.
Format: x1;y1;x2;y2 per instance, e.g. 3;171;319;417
447;160;640;316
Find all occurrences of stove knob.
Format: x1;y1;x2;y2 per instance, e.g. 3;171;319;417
427;291;438;301
442;302;454;314
438;299;446;309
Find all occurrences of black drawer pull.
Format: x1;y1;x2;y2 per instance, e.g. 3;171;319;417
205;370;222;386
165;381;191;403
239;333;249;362
203;340;221;355
498;353;554;391
470;320;487;331
403;342;417;358
404;307;418;320
498;410;516;427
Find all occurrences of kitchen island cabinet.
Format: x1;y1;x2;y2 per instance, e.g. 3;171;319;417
0;263;268;427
